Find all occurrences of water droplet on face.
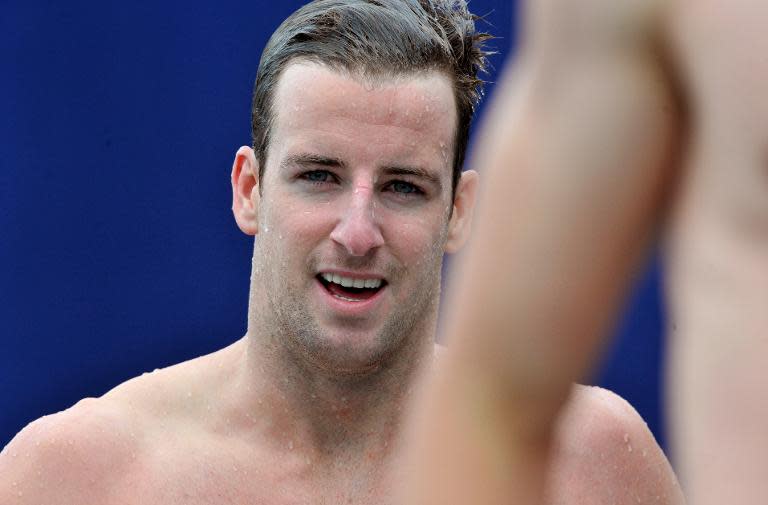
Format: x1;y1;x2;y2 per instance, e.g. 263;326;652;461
627;444;633;453
623;433;629;443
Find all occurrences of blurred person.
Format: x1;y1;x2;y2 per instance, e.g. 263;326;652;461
403;0;766;504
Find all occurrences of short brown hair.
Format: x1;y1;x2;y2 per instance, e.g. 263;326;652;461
251;0;492;197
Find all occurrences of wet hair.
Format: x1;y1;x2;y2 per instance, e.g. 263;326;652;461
251;0;492;198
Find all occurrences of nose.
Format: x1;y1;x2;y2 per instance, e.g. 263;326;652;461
330;185;384;257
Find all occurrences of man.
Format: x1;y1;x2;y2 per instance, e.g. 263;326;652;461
0;1;682;504
403;0;767;504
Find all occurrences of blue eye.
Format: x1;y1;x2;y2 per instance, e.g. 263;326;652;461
302;170;333;183
390;181;421;195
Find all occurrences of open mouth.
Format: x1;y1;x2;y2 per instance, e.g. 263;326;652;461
317;272;387;302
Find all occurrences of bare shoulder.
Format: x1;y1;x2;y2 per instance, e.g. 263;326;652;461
546;385;686;505
0;342;241;504
0;397;137;504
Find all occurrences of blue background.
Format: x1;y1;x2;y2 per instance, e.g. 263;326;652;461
2;1;668;452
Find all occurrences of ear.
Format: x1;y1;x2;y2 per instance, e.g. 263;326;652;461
445;169;479;253
231;146;260;236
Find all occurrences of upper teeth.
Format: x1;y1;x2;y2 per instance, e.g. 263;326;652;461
321;273;382;289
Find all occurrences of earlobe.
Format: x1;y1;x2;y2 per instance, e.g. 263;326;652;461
445;170;479;253
231;146;260;236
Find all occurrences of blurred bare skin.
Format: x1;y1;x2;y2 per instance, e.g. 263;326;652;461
403;0;767;504
0;62;681;504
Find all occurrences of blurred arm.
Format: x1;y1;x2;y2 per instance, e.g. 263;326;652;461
403;1;680;503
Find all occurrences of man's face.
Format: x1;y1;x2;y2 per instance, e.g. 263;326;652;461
248;62;465;373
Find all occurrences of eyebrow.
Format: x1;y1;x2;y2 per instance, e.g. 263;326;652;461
382;165;442;188
280;153;345;171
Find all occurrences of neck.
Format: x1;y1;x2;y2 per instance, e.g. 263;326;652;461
230;317;436;467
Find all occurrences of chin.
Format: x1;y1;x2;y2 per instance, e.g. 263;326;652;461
297;330;404;376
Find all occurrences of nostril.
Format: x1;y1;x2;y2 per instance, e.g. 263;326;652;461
330;215;384;256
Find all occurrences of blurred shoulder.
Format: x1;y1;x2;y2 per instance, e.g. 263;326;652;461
524;0;666;55
0;396;138;504
547;385;686;504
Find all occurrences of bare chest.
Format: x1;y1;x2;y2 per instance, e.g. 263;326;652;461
110;442;397;505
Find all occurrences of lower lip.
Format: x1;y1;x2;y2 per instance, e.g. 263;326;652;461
314;278;386;317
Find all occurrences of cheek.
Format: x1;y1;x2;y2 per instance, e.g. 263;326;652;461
388;214;449;264
259;204;333;255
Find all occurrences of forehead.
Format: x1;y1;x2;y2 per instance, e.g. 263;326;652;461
268;61;457;166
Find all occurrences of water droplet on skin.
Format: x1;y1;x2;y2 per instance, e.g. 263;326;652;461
627;444;633;453
642;449;647;457
623;433;629;443
288;440;294;450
